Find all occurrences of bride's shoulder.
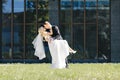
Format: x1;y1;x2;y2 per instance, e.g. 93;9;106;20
39;27;44;29
39;27;45;31
38;27;45;33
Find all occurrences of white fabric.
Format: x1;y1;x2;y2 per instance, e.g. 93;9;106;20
48;40;69;69
32;34;46;60
32;34;69;69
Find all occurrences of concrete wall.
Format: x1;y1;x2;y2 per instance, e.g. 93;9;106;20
48;0;59;25
111;0;120;62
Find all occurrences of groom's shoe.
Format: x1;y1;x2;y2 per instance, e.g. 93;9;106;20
66;64;69;68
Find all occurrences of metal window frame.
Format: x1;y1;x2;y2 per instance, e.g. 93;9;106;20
11;0;14;59
59;0;111;59
0;0;2;59
0;0;111;61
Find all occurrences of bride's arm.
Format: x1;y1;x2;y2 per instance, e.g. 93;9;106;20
38;27;42;34
38;27;45;40
38;27;45;36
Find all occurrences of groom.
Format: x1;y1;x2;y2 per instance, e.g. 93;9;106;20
43;21;69;68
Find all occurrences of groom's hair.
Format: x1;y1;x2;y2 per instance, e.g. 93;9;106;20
39;24;44;27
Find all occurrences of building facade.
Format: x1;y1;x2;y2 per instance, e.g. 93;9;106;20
0;0;120;63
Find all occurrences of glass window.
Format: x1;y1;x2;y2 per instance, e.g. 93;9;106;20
60;24;72;45
2;0;12;24
60;9;72;23
14;0;24;12
98;23;111;60
25;24;37;59
60;0;110;60
98;0;110;23
13;24;24;59
60;0;72;23
1;0;111;61
86;0;97;23
26;0;37;23
72;24;84;59
73;0;84;9
86;24;97;59
2;0;12;13
14;0;24;23
2;0;12;59
98;0;110;8
73;10;84;23
61;0;72;10
37;0;49;23
86;10;97;23
2;24;11;59
86;0;97;8
73;0;84;23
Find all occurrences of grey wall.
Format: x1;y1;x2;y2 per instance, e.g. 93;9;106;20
111;0;120;62
48;0;59;26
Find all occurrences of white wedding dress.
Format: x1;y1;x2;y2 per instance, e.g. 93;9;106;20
32;34;69;69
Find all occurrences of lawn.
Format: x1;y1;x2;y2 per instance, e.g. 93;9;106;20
0;63;120;80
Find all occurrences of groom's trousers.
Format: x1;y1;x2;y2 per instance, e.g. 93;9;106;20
65;57;69;68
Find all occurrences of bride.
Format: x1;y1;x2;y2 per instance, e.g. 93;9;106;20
32;21;76;69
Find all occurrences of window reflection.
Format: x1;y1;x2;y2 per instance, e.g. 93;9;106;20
86;24;97;59
14;0;24;23
98;0;110;60
60;0;72;23
26;0;36;23
2;0;11;24
86;10;96;23
13;24;24;59
1;0;110;61
26;0;36;11
60;10;72;23
2;25;11;59
25;25;36;59
60;0;110;60
86;0;96;9
60;24;72;45
73;10;84;23
98;0;110;23
37;0;49;23
2;0;12;59
98;24;111;60
98;10;109;23
73;24;84;60
86;0;96;23
73;0;84;10
98;0;110;8
14;0;24;12
61;0;72;10
2;0;11;13
73;0;84;23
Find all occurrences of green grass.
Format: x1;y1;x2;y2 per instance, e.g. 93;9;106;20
0;63;120;80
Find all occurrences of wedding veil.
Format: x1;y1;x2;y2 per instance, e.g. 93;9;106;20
32;33;46;60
